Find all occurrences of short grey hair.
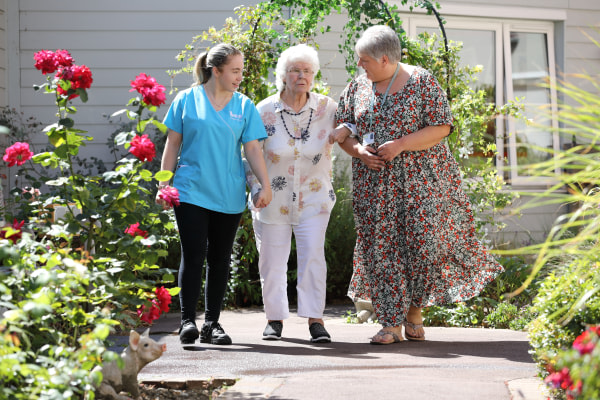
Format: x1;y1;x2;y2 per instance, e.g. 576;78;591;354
355;25;402;63
275;44;320;93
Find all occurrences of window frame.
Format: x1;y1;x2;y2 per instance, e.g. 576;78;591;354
503;22;560;186
406;16;560;187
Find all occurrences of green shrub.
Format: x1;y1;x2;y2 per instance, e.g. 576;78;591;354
544;326;600;399
0;234;117;399
423;255;537;328
484;302;519;329
528;259;600;375
324;165;356;301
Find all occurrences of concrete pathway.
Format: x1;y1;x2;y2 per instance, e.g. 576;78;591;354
114;304;549;400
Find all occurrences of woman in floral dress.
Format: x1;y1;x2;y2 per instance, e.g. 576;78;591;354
246;44;351;343
334;25;504;344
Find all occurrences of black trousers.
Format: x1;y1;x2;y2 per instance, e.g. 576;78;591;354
174;202;242;323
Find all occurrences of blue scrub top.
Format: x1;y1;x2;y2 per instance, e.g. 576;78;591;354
163;85;267;214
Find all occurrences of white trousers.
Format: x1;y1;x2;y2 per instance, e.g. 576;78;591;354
253;213;330;320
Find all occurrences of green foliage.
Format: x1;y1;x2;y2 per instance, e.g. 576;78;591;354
528;260;600;375
484;302;520;329
0;236;117;399
424;302;481;327
324;164;356;300
423;255;538;329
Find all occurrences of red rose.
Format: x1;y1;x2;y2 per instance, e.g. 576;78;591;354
3;142;34;167
130;73;166;107
572;327;598;355
129;134;156;162
53;49;74;70
56;64;93;99
33;49;73;75
124;222;148;238
138;301;161;324
158;186;180;207
0;219;25;243
155;286;172;313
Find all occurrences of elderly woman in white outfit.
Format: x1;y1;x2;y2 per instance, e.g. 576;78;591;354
246;44;351;343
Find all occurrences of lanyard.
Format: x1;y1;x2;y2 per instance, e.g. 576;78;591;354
368;62;400;131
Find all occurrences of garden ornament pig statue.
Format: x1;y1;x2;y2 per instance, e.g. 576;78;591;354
95;328;166;400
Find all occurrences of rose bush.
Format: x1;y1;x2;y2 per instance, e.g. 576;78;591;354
0;49;179;399
544;326;600;399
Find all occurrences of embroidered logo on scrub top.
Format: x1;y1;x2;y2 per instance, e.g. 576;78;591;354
229;111;243;121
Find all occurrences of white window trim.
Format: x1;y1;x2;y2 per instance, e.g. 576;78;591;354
503;22;560;187
407;16;560;187
408;17;505;174
6;0;21;110
394;2;566;21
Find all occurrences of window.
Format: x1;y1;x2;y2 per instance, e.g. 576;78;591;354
409;17;559;186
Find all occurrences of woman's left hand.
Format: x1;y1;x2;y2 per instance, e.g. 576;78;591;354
376;139;403;162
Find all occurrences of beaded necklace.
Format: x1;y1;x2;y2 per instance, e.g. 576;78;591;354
280;108;313;143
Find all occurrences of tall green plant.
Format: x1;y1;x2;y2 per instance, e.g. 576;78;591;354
499;36;600;397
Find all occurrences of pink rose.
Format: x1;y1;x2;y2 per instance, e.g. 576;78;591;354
124;222;148;238
3;142;34;167
56;64;93;99
572;327;597;355
138;300;161;324
158;186;180;207
33;49;73;75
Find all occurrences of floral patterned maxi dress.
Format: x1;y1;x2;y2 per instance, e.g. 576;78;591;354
336;67;504;328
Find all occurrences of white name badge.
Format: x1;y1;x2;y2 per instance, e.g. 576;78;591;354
363;132;375;146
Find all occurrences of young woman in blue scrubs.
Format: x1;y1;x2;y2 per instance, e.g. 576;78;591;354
156;44;272;345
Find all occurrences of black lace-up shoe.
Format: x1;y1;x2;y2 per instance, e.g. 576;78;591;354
309;322;331;343
200;321;232;345
179;320;199;344
262;321;283;340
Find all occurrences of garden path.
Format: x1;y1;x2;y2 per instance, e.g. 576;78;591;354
110;304;549;399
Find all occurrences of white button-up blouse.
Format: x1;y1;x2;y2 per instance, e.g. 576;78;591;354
246;91;338;225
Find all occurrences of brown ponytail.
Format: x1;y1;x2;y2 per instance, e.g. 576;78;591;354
192;43;242;86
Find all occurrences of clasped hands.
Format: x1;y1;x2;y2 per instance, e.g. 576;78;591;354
359;140;402;171
252;187;272;209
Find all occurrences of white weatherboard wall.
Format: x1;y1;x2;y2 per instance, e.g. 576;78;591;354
16;0;261;162
14;1;350;165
